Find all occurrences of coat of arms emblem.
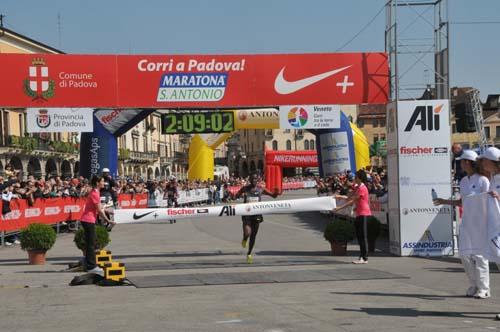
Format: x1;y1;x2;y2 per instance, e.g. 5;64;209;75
23;58;55;101
36;109;51;128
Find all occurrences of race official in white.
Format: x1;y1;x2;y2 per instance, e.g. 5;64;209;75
434;150;491;299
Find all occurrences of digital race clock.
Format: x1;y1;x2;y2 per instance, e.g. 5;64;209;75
161;111;235;134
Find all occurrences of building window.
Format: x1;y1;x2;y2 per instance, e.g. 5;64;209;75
380;134;386;141
272;140;278;150
286;140;292;150
452;124;456;133
357;119;364;128
485;127;491;139
251;143;254;152
19;114;23;137
133;137;139;151
310;139;315;150
380;119;386;127
373;135;379;144
496;126;500;138
284;129;291;133
304;140;309;150
373;119;379;127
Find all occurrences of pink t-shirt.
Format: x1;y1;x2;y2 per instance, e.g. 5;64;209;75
355;183;372;217
80;189;100;223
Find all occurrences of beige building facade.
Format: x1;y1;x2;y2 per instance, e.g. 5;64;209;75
117;112;187;180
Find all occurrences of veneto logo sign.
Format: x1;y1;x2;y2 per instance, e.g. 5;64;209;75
404;104;444;132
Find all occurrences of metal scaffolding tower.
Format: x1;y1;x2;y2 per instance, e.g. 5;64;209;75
385;0;449;101
467;89;488;151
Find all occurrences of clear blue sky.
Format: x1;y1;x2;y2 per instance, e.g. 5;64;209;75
2;0;499;99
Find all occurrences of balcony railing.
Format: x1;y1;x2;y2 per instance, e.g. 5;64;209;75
160;156;174;164
129;151;158;162
4;135;78;154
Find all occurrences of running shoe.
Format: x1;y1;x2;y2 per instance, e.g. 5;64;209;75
241;239;247;248
352;258;368;264
246;254;253;264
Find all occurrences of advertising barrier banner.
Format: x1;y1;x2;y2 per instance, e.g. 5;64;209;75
0;53;388;108
0;193;149;232
114;196;336;224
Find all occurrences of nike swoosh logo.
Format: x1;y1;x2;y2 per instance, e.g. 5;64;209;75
133;211;155;220
274;65;352;95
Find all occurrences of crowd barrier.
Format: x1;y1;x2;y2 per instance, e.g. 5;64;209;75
0;182;318;233
1;193;148;232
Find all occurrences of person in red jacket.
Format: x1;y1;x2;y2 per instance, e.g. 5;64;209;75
80;176;114;275
334;169;373;264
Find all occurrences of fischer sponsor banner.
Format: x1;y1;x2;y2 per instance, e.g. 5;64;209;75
94;109;145;135
114;196;336;224
396;100;453;256
279;105;341;129
27;108;94;133
0;53;388;108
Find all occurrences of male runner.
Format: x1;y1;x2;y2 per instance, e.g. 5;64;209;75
235;173;279;264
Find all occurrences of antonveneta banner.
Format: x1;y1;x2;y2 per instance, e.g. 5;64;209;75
0;53;388;108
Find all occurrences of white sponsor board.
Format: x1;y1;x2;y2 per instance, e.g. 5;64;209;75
319;132;351;176
94;109;144;135
388;100;453;256
279;105;340;129
115;196;336;224
27;108;93;133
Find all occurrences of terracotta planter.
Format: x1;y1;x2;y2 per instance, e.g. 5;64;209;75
28;250;47;265
330;241;347;256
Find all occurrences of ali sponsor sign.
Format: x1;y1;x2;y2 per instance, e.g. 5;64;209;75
388;100;453;256
27;108;93;133
0;53;388;108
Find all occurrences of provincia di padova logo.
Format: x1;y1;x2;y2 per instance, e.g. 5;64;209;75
137;58;246;102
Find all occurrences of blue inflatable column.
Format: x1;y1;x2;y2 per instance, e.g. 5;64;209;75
79;114;118;179
315;113;356;177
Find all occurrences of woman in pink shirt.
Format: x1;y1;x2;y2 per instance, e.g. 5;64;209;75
335;169;372;264
81;176;114;274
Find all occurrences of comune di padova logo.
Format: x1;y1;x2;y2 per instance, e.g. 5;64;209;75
23;58;55;102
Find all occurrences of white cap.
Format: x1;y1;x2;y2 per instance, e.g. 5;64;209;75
478;147;500;162
102;168;110;173
456;149;478;162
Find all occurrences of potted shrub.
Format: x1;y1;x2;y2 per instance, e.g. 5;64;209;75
367;216;381;253
324;218;355;255
74;225;110;254
19;223;57;265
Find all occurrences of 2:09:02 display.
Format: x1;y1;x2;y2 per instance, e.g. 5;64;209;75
161;112;234;134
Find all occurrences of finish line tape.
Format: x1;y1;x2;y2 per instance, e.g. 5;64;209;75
114;196;336;224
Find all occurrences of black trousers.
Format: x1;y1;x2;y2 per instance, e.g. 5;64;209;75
354;216;370;261
81;221;96;270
